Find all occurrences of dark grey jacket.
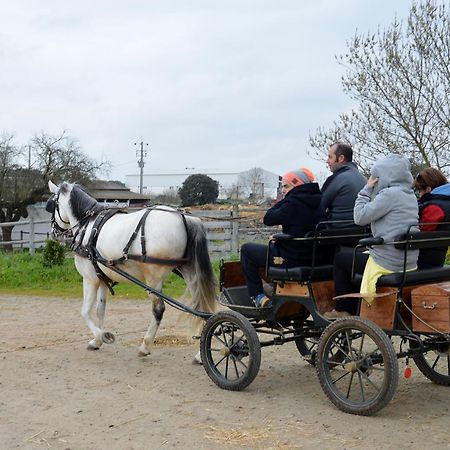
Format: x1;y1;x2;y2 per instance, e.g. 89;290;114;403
321;162;366;226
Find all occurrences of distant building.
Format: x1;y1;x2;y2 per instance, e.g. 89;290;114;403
9;180;150;249
84;180;150;208
125;169;281;199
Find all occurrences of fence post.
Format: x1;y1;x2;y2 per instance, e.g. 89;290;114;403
231;204;239;255
29;213;35;255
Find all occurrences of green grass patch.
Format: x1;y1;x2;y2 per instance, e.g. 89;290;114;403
0;251;223;299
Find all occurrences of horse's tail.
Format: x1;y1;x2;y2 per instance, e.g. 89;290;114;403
181;216;217;333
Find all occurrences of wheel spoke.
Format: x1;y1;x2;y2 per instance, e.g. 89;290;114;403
357;370;365;402
346;371;354;398
345;331;355;359
212;334;226;346
332;370;351;385
357;367;381;392
447;355;450;375
232;355;240;378
431;354;440;370
358;333;365;355
220;324;229;347
213;355;227;370
235;358;248;370
225;354;229;379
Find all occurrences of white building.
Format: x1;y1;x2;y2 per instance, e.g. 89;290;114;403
125;168;281;199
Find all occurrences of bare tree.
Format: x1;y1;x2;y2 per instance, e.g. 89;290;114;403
238;167;270;199
309;0;450;174
0;130;109;249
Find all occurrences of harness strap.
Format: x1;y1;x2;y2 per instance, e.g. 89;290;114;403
72;206;191;294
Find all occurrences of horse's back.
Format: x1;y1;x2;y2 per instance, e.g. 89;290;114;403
95;206;187;261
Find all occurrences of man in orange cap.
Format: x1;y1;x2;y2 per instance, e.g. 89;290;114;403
240;168;325;307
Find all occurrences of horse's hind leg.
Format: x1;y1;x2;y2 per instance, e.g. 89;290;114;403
138;292;165;357
81;279;105;350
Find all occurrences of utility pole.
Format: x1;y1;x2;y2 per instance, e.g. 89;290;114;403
134;141;149;194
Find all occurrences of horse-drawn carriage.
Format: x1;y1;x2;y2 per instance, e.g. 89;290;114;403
46;181;450;416
202;224;450;415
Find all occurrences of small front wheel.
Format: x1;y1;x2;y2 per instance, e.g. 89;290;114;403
316;317;398;416
200;310;261;391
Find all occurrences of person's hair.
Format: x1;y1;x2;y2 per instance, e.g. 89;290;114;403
331;142;353;162
414;167;448;191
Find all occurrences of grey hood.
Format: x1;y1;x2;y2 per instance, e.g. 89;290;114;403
371;154;414;196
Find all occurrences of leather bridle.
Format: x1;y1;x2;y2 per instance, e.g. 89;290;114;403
46;192;72;237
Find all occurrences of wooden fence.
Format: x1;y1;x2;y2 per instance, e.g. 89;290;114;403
0;206;277;259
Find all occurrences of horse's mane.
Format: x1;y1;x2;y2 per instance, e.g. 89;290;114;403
67;183;105;221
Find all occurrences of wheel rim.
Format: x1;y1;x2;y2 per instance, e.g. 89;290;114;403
204;320;252;382
321;328;390;407
418;341;450;377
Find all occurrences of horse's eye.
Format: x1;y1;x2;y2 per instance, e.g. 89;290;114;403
46;196;56;213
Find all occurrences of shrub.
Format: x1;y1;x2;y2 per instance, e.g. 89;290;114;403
179;174;219;206
42;239;66;267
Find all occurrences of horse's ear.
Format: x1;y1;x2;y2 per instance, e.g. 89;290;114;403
48;180;58;194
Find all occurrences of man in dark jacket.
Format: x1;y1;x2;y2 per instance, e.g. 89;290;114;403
321;142;366;227
240;167;325;307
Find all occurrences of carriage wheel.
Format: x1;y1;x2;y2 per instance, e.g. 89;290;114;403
316;317;398;416
411;339;450;386
200;310;261;391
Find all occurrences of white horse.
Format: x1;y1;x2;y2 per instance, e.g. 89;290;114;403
47;180;217;358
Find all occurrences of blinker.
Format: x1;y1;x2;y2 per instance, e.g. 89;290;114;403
46;195;56;213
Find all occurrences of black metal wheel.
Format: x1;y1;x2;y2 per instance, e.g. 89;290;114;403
200;310;261;391
316;317;398;416
411;338;450;386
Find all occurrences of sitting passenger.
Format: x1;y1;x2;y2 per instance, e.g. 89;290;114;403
414;168;450;269
240;168;324;307
326;154;419;318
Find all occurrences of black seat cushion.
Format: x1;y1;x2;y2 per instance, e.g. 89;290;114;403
353;266;450;287
267;265;334;282
377;266;450;287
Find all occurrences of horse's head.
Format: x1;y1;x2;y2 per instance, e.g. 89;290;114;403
46;181;74;236
47;180;105;237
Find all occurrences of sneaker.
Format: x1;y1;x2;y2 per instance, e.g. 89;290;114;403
324;309;351;320
253;293;272;308
260;296;272;308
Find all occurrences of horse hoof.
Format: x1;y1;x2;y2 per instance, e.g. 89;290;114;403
138;350;150;358
87;344;100;351
102;332;115;344
192;352;202;365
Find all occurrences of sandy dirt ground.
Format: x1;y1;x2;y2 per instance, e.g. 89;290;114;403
1;294;450;450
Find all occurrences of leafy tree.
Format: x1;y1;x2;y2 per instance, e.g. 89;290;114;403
0;130;109;249
309;0;450;174
178;174;219;206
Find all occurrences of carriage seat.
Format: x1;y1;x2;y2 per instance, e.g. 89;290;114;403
377;266;450;287
356;229;450;288
267;264;334;283
266;225;371;284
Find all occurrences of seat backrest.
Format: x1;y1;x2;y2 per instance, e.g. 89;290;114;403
313;225;372;247
394;229;450;250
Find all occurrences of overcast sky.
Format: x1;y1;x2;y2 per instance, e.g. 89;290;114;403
1;0;413;182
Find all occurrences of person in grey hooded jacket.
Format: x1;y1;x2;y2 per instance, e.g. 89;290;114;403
326;154;419;318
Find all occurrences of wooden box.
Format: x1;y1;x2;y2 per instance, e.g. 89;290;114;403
411;282;450;333
359;285;417;330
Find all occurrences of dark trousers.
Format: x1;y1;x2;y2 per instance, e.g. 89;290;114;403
240;242;268;298
333;248;369;314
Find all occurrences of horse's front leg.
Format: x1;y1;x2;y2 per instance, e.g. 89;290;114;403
96;283;115;345
81;279;106;350
138;293;165;357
